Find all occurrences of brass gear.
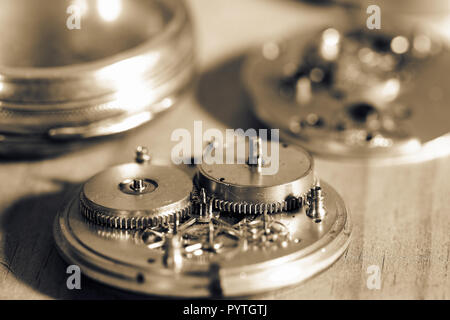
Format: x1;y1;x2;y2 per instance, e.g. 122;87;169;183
196;141;315;214
80;163;193;229
209;196;304;214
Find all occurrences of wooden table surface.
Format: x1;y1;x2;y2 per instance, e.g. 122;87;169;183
0;0;448;299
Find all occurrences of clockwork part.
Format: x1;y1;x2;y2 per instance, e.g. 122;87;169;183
80;161;193;229
196;139;315;214
243;26;450;163
54;145;352;297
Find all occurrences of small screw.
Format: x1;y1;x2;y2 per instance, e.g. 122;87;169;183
172;212;180;235
128;178;149;194
306;185;327;222
130;179;145;192
135;146;151;164
200;188;207;204
198;188;209;222
248;135;264;172
208;211;215;247
162;233;183;273
119;178;157;195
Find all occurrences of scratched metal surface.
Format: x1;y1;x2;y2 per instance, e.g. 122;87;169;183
0;0;448;299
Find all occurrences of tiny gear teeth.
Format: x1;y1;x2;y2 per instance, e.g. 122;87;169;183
196;140;315;214
79;163;193;230
80;195;191;229
209;195;305;214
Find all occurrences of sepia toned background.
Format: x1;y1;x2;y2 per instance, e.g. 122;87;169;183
0;0;448;299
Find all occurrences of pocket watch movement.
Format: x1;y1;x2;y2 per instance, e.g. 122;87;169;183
54;144;352;297
243;26;450;163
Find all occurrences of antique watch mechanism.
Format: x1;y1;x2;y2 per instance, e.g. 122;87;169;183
243;26;450;163
54;144;352;297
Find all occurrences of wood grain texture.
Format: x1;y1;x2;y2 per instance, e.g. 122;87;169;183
0;0;448;299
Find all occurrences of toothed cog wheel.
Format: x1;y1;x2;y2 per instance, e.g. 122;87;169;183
80;163;192;229
196;142;315;214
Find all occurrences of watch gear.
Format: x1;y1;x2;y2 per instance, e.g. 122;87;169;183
178;198;242;263
237;211;291;249
80;163;193;229
196;139;315;214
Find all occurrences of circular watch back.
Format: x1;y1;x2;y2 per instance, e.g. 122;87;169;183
0;0;195;157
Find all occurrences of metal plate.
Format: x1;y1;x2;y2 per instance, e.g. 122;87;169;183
54;180;351;297
82;163;192;214
80;163;193;229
